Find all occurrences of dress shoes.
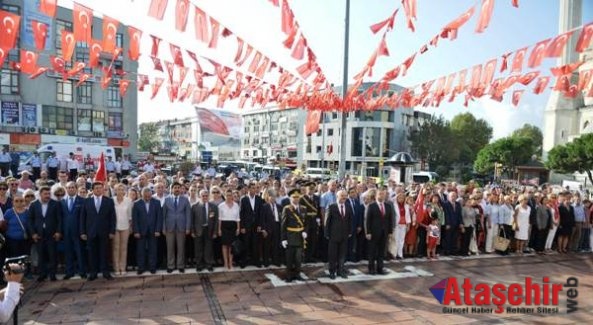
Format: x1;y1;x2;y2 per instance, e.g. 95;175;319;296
150;270;157;274
50;275;57;282
36;276;47;282
329;273;336;280
179;269;185;273
103;273;114;280
137;270;145;275
167;269;173;273
377;269;387;275
339;273;348;279
294;275;306;282
63;274;74;280
88;274;98;281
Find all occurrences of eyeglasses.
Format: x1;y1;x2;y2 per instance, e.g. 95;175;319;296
212;191;220;194
0;188;7;191
25;195;35;198
10;183;17;187
56;194;65;197
13;199;25;203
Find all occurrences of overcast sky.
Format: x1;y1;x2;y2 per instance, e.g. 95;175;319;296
65;0;593;139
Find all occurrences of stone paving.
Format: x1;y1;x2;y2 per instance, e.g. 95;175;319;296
16;252;593;324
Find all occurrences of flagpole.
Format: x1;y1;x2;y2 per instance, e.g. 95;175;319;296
337;0;350;180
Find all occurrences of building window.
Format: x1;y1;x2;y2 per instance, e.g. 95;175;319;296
316;129;322;137
365;128;381;157
108;112;123;131
92;110;106;132
42;106;73;130
316;146;322;153
1;5;20;95
116;33;124;48
327;128;334;136
75;49;92;74
107;84;122;107
77;109;92;131
306;136;312;153
382;128;393;158
55;20;73;62
77;82;93;104
57;80;73;102
244;126;249;133
332;113;338;120
351;127;363;157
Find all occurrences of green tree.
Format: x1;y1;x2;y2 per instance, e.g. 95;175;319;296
409;115;459;174
138;122;160;152
450;112;493;164
547;133;593;185
512;124;543;156
474;136;534;177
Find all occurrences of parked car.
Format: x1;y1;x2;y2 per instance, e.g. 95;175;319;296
305;168;333;181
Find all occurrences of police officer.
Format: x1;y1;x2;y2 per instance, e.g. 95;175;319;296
106;156;116;175
281;189;308;282
31;152;43;181
0;147;11;177
46;152;60;181
121;155;132;177
300;182;321;263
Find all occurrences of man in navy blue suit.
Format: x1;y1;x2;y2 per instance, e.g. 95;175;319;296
80;182;116;281
346;187;365;262
132;187;163;274
29;186;62;282
442;192;463;256
61;182;87;279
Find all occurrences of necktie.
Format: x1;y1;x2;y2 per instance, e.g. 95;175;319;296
340;204;345;218
273;205;278;222
174;197;178;209
380;203;385;217
69;197;73;212
204;204;208;217
95;197;100;212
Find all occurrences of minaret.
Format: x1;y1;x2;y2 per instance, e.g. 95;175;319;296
542;0;583;156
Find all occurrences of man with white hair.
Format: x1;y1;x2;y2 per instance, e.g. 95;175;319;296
324;190;352;279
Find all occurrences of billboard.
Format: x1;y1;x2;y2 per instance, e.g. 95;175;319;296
1;101;19;125
21;104;37;127
22;0;53;51
195;107;242;147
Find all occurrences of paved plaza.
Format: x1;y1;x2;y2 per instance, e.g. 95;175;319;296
16;252;593;324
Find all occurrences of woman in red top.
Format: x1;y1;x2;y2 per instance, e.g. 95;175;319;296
404;195;418;257
391;193;411;260
413;186;432;258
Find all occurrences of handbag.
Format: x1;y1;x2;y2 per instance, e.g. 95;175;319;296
494;227;510;251
14;211;29;240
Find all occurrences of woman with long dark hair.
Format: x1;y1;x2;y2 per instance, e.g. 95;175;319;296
218;189;240;270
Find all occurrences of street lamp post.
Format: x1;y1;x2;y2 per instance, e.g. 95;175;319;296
337;0;350;179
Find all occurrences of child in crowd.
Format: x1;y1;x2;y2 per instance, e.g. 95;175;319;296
427;217;441;260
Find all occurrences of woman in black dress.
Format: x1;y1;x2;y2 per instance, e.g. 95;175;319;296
218;189;240;270
557;193;575;253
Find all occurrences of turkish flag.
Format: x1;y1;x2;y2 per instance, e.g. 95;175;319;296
178;84;194;102
297;62;316;79
377;35;390;57
0;10;20;50
119;79;130;97
444;73;456;95
73;3;93;43
95;152;107;183
137;74;149;91
170;43;184;67
151;77;165;99
185;50;201;70
482;59;497;86
527;39;550;69
533;76;550;94
234;38;246;64
237;45;253;66
442;6;475;38
50;55;66;73
192;88;210;105
128;27;142;61
165;61;175;83
61;31;76;61
475;0;494;33
578;69;592;91
512;0;519;8
545;31;573;58
29;67;48;79
19;50;38;74
194;70;204;88
281;0;294;34
179;66;189;85
255;57;270;79
291;34;307;60
102;16;119;54
148;0;169;20
194;6;209;43
75;73;90;87
39;0;57;17
208;17;220;48
500;52;510;72
402;0;417;31
175;0;190;31
551;61;584;76
248;51;263;74
370;9;398;34
283;24;298;49
402;53;417;76
470;64;482;90
151;56;163;71
456;69;468;93
512;90;524;107
32;21;48;50
88;40;101;68
67;62;86;77
167;82;180;102
305;110;321;135
518;71;540;85
553;75;570;92
576;22;593;53
511;47;528;73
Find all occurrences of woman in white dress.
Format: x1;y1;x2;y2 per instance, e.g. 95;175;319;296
113;183;133;275
545;193;560;252
513;195;531;255
218;189;241;270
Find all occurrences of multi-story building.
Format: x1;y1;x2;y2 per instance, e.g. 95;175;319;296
241;107;307;165
302;82;431;176
0;1;138;157
155;117;198;159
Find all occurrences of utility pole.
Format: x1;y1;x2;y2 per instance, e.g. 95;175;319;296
337;0;350;179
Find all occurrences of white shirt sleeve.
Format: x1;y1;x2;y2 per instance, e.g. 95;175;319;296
0;282;21;323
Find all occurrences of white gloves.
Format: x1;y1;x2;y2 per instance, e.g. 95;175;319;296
302;232;308;239
281;240;288;248
316;218;321;226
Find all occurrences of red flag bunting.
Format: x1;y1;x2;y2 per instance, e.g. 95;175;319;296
179;66;189;85
102;16;119;55
50;55;65;73
512;90;524;107
578;69;592;91
512;0;519;8
519;71;540;85
442;6;475;39
208;17;220;48
29;67;48;79
248;52;263;73
576;22;593;53
175;0;190;31
151;56;163;71
511;47;528;73
475;0;494;33
119;79;130;97
76;73;90;87
167;82;180;102
533;76;550;94
291;34;306;60
138;74;149;91
305;110;321;135
150;35;161;57
470;64;482;90
194;6;209;43
170;43;184;67
0;10;21;50
20;50;38;74
61;31;76;61
482;59;497;86
500;52;510;72
73;3;93;43
402;53;416;76
402;0;417;32
95;152;107;183
527;39;550;69
370;9;398;34
148;0;169;20
165;60;175;83
550;61;584;76
101;74;111;90
128;27;142;61
281;0;294;34
283;24;298;49
68;62;86;77
545;31;572;58
39;0;57;17
151;77;165;99
32;21;48;50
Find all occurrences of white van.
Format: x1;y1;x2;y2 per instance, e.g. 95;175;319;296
412;171;439;184
306;168;333;181
20;144;116;172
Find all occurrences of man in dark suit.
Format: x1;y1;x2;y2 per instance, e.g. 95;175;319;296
29;186;62;282
240;182;264;267
61;182;86;279
260;189;282;267
191;189;218;272
346;187;365;262
442;192;463;256
163;182;192;273
281;189;308;282
132;187;163;274
366;187;393;275
80;182;116;281
325;190;352;279
300;182;321;263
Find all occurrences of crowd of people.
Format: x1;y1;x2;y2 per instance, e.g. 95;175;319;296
0;156;591;283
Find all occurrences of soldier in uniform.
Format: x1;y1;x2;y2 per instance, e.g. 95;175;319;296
281;189;308;282
300;182;320;262
31;152;43;181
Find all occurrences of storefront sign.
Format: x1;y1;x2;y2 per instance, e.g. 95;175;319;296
21;104;37;127
41;135;76;144
1;102;20;125
76;137;107;145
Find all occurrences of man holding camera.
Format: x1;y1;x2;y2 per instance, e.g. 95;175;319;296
0;263;24;323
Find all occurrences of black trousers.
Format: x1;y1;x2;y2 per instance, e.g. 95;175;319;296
534;228;548;252
270;222;283;266
0;163;9;177
443;226;460;255
240;226;259;266
460;226;473;256
305;217;319;262
417;227;427;257
136;234;158;272
38;237;57;277
88;235;110;276
195;227;214;268
285;246;303;280
9;164;18;178
69;169;78;181
368;231;387;273
328;238;348;275
48;167;57;181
